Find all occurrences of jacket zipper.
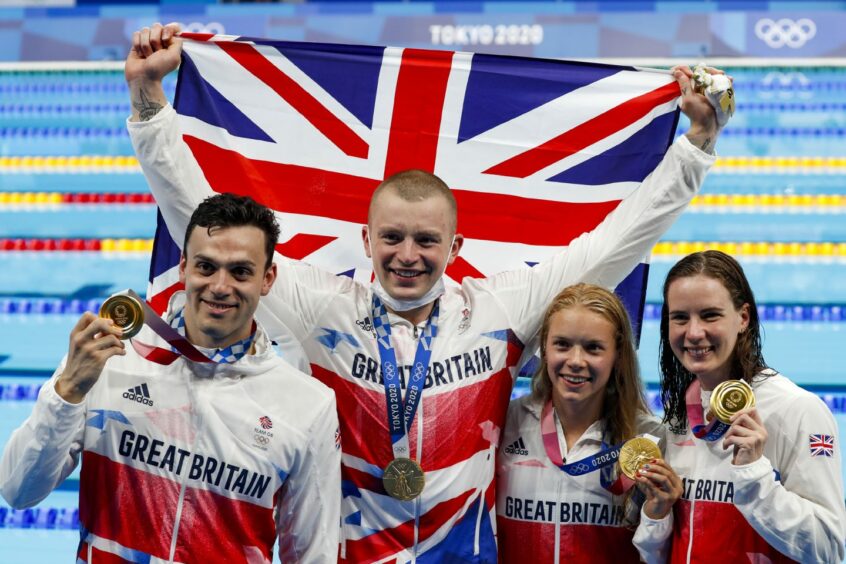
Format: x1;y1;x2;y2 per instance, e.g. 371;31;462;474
167;378;203;562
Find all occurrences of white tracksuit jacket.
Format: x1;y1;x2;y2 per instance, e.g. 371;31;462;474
633;371;846;563
128;105;713;562
0;293;342;564
496;394;665;564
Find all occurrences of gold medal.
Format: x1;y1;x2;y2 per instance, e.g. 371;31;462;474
383;458;425;501
618;437;662;480
719;88;736;117
710;379;755;424
99;294;145;340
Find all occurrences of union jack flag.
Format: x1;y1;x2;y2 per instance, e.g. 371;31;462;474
147;34;681;337
809;434;834;457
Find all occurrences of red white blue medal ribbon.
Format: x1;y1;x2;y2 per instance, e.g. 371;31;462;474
372;294;439;461
685;379;731;441
125;290;253;366
540;400;635;495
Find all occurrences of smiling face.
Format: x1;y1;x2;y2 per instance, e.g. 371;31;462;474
363;189;463;304
544;305;618;419
179;225;276;349
666;274;750;389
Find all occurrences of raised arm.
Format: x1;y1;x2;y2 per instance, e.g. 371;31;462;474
483;66;723;343
125;23;212;247
124;24;342;358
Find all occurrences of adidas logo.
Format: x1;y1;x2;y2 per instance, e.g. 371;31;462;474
123;383;154;407
504;437;529;456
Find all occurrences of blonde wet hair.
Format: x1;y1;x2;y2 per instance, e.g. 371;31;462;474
531;283;650;445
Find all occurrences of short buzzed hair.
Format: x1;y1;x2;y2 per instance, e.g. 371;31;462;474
368;169;458;231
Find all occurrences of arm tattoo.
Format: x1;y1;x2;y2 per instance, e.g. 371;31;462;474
132;88;164;122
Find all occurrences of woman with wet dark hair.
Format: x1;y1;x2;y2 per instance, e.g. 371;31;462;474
634;250;846;563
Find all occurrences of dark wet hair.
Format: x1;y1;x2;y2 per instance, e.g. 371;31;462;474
184;192;280;269
659;251;768;432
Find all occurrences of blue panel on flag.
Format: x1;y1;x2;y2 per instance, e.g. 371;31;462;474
254;40;385;129
614;262;649;346
148;211;182;281
416;496;497;563
458;55;629;143
174;52;273;142
547;110;680;185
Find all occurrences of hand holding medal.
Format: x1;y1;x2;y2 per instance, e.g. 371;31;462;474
635;457;684;520
710;379;755;423
718;380;767;465
619;437;662;479
54;310;127;404
690;62;735;130
99;294;145;339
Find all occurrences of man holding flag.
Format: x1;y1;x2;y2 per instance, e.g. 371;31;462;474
126;22;728;562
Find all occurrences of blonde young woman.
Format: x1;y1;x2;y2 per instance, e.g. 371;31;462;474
496;284;681;563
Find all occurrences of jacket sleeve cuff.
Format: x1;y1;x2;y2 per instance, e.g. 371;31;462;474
675;134;718;166
730;455;776;501
126;103;175;129
731;455;773;481
32;382;87;443
639;506;673;536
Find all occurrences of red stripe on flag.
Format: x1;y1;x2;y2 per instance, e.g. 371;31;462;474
484;82;680;178
147;281;182;315
383;49;454;176
185;134;376;224
216;41;369;159
452;188;621;246
445;255;485;282
275;233;338;261
180;33;215;42
186;135;622;247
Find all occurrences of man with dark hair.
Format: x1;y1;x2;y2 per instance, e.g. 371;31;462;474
0;193;341;563
126;23;728;562
185;192;281;270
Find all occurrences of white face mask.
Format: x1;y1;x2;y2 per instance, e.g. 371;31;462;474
368;234;455;312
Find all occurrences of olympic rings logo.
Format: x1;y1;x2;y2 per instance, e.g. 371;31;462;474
754;18;816;49
759;71;812;100
176;21;226;36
